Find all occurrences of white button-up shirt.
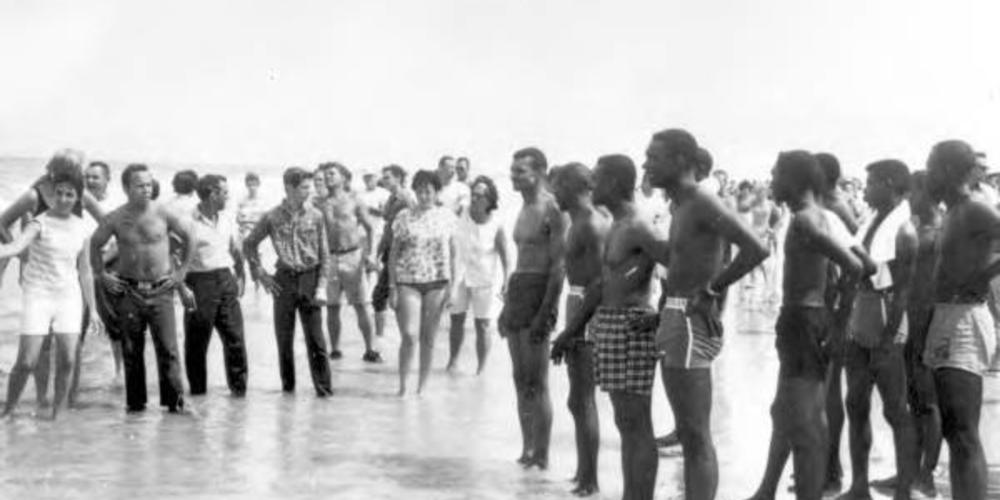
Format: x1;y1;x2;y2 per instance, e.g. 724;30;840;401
189;207;237;272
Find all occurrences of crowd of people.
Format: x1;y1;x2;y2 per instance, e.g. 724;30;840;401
1;130;998;500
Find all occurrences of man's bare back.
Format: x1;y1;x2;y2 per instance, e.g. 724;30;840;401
513;192;562;274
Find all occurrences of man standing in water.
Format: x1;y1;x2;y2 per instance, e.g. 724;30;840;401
841;160;917;500
548;162;610;496
316;162;380;363
761;151;865;500
371;165;415;342
243;167;333;397
644;129;769;500
922;140;999;500
552;154;664;499
498;147;566;470
89;163;197;413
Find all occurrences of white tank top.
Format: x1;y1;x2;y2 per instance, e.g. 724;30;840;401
454;213;500;288
22;213;89;294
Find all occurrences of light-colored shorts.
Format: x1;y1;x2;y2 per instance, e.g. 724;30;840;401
450;284;495;319
565;286;589;342
21;289;83;335
657;297;723;369
326;248;368;305
924;302;997;376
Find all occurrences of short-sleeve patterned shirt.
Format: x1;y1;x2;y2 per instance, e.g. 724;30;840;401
244;200;328;272
391;206;454;284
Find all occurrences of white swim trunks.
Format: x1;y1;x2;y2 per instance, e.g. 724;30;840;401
924;302;997;376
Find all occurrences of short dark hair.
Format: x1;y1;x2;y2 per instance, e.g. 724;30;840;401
87;161;110;179
738;180;753;191
814;153;841;192
513;147;548;173
438;155;454;168
245;172;260;184
597;154;637;199
172;170;199;195
122;163;150;190
910;170;928;194
196;174;227;201
457;157;470;166
866;159;911;196
930;140;978;184
651;129;699;163
470;175;499;212
776;150;825;196
319;162;352;188
50;164;85;198
382;164;407;182
549;162;594;196
283;167;313;188
412;170;442;192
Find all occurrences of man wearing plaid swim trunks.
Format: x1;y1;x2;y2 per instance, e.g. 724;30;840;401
552;154;667;500
642;129;769;500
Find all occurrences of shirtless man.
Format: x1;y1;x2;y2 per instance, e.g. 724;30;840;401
869;170;943;498
643;129;769;500
89;163;197;413
548;162;610;496
553;154;662;500
316;162;379;362
922;140;1000;500
760;151;865;500
497;147;566;470
840;160;917;500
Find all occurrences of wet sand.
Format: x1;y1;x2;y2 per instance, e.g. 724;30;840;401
1;276;999;499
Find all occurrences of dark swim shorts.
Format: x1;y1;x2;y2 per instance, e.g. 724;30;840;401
498;273;557;339
775;305;831;381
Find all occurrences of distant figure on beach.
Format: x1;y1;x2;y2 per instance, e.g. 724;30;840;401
437;155;470;217
548;162;610;496
236;172;267;241
165;169;199;217
243;167;333;397
181;174;248;397
89;163;197;413
456;157;471;185
447;175;510;375
388;170;456;396
498;147;565;470
0;157;90;419
315;162;380;363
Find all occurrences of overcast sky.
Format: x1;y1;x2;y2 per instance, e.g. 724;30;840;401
1;0;998;178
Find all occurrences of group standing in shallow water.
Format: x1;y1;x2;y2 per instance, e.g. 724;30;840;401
2;131;999;500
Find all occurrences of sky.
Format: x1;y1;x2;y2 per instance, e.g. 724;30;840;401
1;0;999;179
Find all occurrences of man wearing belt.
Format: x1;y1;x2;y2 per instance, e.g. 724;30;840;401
243;167;333;397
316;162;379;362
89;163;197;414
181;174;248;397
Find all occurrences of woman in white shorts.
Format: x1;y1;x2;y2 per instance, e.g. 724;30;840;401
0;166;90;419
446;176;509;374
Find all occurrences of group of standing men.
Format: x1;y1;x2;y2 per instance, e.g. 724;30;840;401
499;130;998;500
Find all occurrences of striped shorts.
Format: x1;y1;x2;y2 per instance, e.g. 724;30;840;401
591;306;659;396
657;297;723;369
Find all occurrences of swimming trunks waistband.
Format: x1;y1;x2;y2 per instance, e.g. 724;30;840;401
662;297;688;310
568;285;585;297
118;275;172;292
330;246;360;255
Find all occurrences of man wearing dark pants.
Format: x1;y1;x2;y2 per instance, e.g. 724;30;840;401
243;167;333;397
89;163;197;413
182;174;247;397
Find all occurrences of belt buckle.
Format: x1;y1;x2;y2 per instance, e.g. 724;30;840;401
137;281;153;292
